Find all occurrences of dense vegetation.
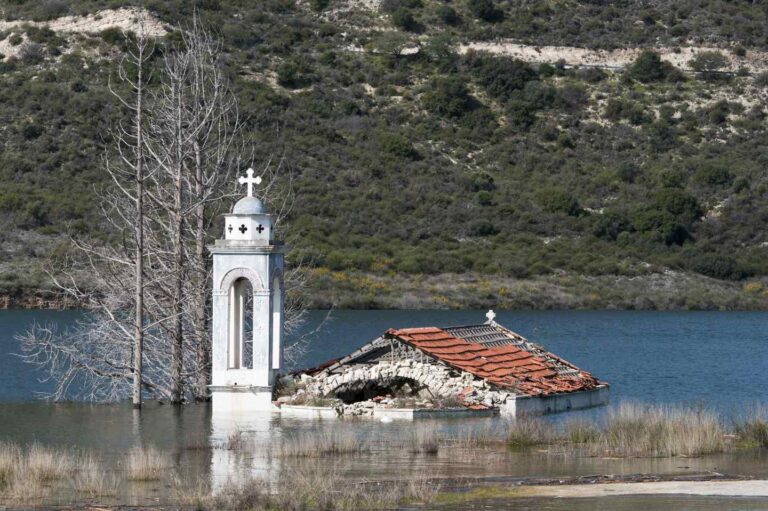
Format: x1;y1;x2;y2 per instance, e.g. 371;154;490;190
0;0;767;308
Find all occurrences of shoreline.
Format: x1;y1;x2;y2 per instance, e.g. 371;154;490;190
2;269;768;311
521;479;768;498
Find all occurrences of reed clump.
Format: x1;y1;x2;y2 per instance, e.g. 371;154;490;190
565;419;600;444
202;461;438;511
72;453;118;497
595;402;725;457
506;417;553;450
224;429;246;450
276;429;366;457
26;443;75;482
403;424;440;454
0;442;20;489
125;446;168;481
734;407;768;449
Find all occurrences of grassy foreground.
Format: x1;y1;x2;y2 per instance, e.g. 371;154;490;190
2;403;768;509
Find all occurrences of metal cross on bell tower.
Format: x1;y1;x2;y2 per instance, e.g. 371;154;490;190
238;168;262;197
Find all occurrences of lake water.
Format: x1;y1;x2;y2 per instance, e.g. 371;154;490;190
2;309;768;411
1;309;767;509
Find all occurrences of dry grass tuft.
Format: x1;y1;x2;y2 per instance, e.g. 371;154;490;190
0;442;21;489
276;429;366;457
403;424;440;454
224;429;246;450
125;446;168;481
506;417;553;450
565;419;600;444
72;453;118;497
596;402;724;457
203;460;439;511
26;443;74;481
734;407;768;449
403;477;441;503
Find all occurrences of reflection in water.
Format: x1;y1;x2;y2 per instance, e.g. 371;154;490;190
210;403;280;489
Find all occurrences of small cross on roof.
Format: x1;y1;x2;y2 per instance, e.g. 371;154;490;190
485;309;496;324
238;168;262;197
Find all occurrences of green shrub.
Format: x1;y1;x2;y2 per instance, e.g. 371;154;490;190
466;0;503;22
310;0;331;11
605;99;651;125
507;99;537;128
435;5;460;25
100;27;124;46
617;162;640;183
22;123;43;140
690;254;750;280
19;42;44;64
628;50;666;82
732;177;750;193
379;132;418;159
754;71;768;87
476;190;493;206
277;60;315;89
391;8;420;32
689;51;728;80
468;54;536;100
593;212;632;241
422;77;475;118
694;165;733;186
655;188;702;222
469;219;500;237
631;208;689;246
536;187;582;216
706;100;730;125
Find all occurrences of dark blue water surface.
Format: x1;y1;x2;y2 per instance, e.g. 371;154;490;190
1;309;767;414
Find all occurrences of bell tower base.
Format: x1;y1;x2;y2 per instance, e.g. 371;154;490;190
211;386;277;414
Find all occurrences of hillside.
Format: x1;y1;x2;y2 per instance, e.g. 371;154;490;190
0;0;767;310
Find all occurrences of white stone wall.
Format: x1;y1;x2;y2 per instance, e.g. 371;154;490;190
503;385;611;417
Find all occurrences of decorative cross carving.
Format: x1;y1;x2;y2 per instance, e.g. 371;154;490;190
238;224;248;234
256;224;265;233
227;225;233;233
485;309;496;324
238;168;262;197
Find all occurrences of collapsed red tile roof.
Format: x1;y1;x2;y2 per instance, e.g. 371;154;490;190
386;327;600;397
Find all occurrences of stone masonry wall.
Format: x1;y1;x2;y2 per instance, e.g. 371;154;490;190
304;359;514;408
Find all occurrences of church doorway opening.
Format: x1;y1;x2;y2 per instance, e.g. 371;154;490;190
333;377;429;404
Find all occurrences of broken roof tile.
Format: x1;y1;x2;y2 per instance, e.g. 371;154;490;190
388;326;600;397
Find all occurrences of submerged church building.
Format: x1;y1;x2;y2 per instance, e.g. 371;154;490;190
208;171;608;420
291;312;609;418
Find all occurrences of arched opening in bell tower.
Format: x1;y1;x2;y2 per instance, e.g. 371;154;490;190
228;277;254;369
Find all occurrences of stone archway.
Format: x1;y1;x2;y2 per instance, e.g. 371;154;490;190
219;267;265;294
309;360;473;401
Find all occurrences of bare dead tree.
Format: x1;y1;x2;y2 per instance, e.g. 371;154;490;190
182;20;242;400
19;20;315;402
105;20;153;410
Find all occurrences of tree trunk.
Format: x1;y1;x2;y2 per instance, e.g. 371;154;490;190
193;141;210;401
170;82;185;405
132;36;146;410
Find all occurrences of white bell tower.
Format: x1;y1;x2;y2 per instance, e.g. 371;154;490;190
208;168;285;412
